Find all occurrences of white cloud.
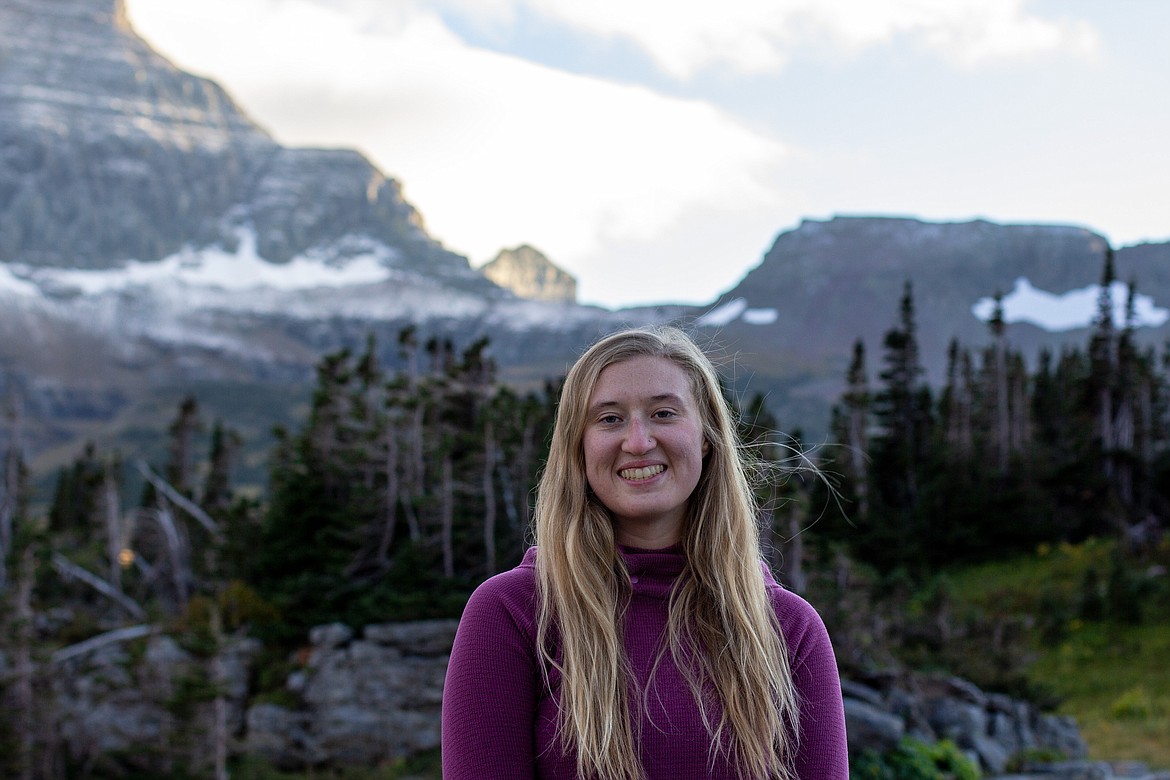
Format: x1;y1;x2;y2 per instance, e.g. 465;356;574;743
432;0;1100;77
126;0;788;307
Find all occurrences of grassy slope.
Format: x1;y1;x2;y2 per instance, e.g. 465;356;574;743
942;539;1170;770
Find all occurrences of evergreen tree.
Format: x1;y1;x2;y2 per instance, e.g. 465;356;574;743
863;282;934;570
47;442;106;535
202;420;242;516
165;395;202;497
940;339;973;462
839;339;871;516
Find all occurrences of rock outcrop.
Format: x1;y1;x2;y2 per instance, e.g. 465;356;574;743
27;619;1169;778
245;621;455;769
481;245;578;303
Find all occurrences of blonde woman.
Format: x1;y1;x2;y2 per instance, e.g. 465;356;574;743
442;326;848;779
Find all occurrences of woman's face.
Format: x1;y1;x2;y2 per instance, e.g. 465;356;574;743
582;355;708;548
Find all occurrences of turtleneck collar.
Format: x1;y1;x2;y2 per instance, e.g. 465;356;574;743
520;544;688;600
617;543;685;599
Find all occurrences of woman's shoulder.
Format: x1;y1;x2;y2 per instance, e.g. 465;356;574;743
459;547;539;631
759;564;832;645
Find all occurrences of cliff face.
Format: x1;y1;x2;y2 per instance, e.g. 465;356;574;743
1;0;269;267
712;217;1113;367
0;0;465;277
481;245;578;303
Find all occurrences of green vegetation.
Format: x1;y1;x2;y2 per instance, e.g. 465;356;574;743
853;738;982;780
817;255;1170;578
932;539;1170;769
811;252;1170;772
229;749;442;780
4;247;1170;775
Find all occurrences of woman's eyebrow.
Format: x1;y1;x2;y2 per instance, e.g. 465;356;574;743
587;394;684;417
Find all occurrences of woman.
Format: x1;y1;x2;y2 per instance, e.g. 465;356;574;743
441;326;848;779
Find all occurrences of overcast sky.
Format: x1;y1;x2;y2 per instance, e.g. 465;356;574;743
123;0;1170;310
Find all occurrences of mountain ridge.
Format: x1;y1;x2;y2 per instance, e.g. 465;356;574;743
3;0;1170;471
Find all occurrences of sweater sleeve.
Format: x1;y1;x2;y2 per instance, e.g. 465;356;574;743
441;569;540;779
775;590;850;779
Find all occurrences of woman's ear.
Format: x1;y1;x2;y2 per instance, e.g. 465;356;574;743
702;438;710;456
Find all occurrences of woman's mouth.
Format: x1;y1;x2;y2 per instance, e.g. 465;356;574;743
619;464;665;481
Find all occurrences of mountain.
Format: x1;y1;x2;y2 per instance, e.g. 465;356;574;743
481;245;577;303
3;0;1169;476
0;0;464;276
0;0;684;468
688;217;1170;431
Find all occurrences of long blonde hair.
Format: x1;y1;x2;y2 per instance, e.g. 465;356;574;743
533;326;800;780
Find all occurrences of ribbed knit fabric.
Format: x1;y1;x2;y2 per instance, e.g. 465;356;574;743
441;545;849;779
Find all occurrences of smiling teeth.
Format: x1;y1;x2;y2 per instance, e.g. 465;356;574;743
620;465;665;481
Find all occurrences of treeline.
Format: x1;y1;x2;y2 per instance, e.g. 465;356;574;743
1;323;814;652
4;328;565;644
816;250;1170;576
8;246;1169;652
246;329;559;637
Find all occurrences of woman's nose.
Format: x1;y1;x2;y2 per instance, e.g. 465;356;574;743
623;418;655;453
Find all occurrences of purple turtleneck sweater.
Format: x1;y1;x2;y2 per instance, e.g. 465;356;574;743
441;546;849;779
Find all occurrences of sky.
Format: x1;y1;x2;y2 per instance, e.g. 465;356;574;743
123;0;1170;310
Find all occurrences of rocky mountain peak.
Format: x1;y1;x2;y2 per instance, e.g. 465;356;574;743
0;0;474;278
481;245;577;303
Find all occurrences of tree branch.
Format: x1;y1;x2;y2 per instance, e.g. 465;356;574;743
136;460;221;538
50;553;146;620
51;623;154;664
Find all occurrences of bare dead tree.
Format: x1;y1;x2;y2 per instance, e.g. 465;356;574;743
406;399;426;541
842;339;870;515
13;547;36;780
210;606;229;780
441;452;455;579
50;623;154;664
1009;353;1031;455
137;460;221;540
0;392;23;593
377;423;401;568
397;328;426;543
152;500;191;611
50;552;146;620
784;494;808;596
482;418;498;576
99;467;124;594
943;340;974;460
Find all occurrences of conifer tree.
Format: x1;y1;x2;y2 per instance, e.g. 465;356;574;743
166;395;202;497
988;293;1012;472
940;338;974;462
871;281;931;512
202;420;242;515
840;339;871;515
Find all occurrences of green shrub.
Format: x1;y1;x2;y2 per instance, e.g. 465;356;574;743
1006;747;1067;772
853;738;981;780
1110;686;1157;720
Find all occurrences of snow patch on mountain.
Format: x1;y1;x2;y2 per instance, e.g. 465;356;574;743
0;264;40;297
697;298;748;326
11;229;397;297
696;298;779;327
742;308;779;325
972;278;1169;331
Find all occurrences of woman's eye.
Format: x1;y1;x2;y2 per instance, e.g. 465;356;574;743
653;409;676;419
599;414;621;425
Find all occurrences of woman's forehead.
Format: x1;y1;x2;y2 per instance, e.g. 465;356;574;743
588;356;696;404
